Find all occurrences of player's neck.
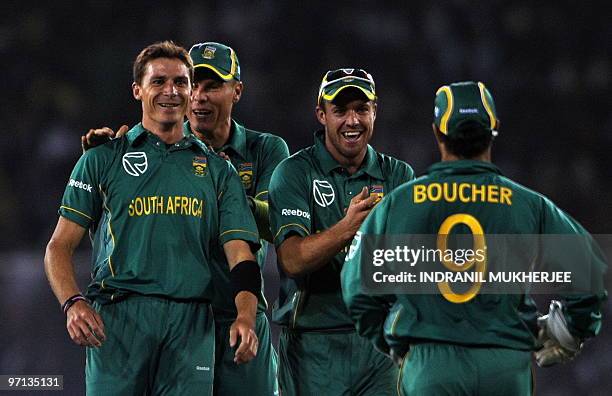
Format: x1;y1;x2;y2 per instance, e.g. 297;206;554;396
330;149;367;176
441;151;491;163
192;120;231;150
142;117;184;144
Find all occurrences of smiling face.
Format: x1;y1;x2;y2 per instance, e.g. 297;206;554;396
316;88;377;167
188;70;242;144
132;57;191;131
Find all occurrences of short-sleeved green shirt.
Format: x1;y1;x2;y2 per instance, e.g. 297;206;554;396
59;123;259;304
203;119;289;318
269;130;414;330
342;160;607;352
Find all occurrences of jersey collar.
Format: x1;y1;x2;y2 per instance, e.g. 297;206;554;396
427;160;502;176
126;123;148;146
218;120;247;160
182;121;213;154
313;130;383;179
127;122;207;154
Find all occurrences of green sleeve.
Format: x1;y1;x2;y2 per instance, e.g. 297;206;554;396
58;149;104;228
217;160;261;252
254;135;290;201
268;157;311;247
250;135;290;242
393;161;415;189
341;195;396;355
540;197;607;339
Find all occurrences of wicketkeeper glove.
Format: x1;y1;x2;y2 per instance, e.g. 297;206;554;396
535;300;582;367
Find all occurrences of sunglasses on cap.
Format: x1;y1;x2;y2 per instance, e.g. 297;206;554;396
318;68;376;103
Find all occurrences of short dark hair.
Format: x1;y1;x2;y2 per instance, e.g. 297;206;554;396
436;120;493;158
133;41;194;85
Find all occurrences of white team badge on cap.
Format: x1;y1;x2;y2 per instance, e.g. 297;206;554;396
313;179;335;207
122;152;148;176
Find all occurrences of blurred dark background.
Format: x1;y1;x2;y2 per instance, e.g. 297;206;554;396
1;1;610;395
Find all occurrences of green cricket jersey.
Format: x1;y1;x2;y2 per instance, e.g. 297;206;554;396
59;123;260;304
342;160;607;352
269;130;414;330
204;119;289;319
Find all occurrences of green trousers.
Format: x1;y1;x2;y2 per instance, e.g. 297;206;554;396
86;297;215;396
213;311;279;395
278;328;397;396
398;343;533;396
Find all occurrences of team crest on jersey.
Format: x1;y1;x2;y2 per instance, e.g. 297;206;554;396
370;185;384;202
193;156;208;177
238;162;253;189
313;179;335;207
122;152;148;177
203;46;216;59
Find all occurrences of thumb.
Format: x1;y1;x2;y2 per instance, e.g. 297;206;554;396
117;125;129;138
81;136;88;152
360;186;369;199
229;325;237;347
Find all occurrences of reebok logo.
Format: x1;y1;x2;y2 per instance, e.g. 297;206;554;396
68;179;93;192
195;366;210;371
459;108;479;114
281;208;311;219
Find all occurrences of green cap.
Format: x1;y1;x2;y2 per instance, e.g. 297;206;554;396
189;42;241;81
434;81;498;136
317;68;376;104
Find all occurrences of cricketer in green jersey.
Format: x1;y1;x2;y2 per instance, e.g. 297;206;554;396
188;42;288;396
269;68;414;395
82;41;289;396
341;81;607;395
44;41;261;396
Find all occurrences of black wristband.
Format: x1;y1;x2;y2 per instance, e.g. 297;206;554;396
61;293;89;315
230;260;262;299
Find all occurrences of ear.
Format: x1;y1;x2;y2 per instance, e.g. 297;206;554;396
315;104;326;126
431;123;441;144
371;102;377;120
132;82;141;101
432;123;448;157
232;81;244;104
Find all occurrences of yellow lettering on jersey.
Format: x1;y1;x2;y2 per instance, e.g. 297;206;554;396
181;196;189;215
500;187;512;205
134;197;143;216
128;196;204;217
414;185;427;203
167;196;175;214
143;196;151;215
428;183;442;201
444;182;457;202
459;183;471;202
413;183;513;206
471;184;486;202
487;185;499;203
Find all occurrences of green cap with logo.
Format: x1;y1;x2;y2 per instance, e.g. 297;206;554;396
434;81;498;136
317;68;376;104
189;42;241;81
